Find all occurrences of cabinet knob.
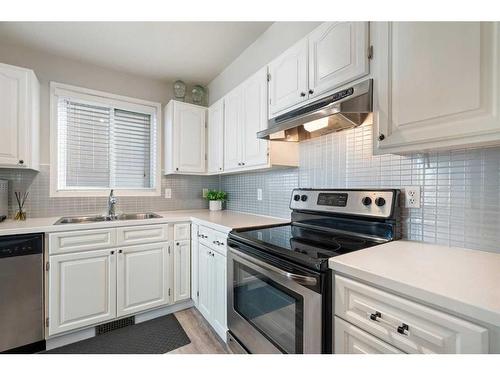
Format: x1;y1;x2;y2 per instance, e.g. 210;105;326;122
308;89;314;95
176;242;180;246
18;160;24;165
378;134;385;141
300;92;306;97
110;250;115;255
241;162;245;166
118;249;123;254
176;167;179;171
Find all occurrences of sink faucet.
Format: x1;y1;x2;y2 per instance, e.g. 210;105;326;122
108;189;117;218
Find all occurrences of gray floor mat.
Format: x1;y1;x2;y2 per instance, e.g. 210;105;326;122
43;314;190;354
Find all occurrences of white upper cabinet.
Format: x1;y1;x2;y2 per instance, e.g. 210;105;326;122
0;63;40;170
308;22;369;99
164;100;206;174
223;67;270;171
373;22;500;154
241;67;269;168
223;87;244;172
268;39;309;117
267;22;370;119
207;98;224;174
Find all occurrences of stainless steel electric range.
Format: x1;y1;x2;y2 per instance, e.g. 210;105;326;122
226;188;401;354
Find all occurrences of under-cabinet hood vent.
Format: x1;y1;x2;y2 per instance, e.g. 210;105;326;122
258;79;373;142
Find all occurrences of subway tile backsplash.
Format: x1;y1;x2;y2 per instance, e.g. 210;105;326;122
222;124;500;254
0;165;219;218
2;123;499;254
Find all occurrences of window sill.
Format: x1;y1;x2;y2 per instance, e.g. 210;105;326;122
49;188;161;198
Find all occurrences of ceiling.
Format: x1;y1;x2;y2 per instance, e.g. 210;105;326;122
0;22;273;84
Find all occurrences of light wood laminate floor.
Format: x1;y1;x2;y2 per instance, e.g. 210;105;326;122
169;307;229;354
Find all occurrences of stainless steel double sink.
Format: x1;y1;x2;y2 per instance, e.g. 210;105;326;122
54;212;162;225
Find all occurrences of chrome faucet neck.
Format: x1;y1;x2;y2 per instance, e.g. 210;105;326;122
108;189;117;218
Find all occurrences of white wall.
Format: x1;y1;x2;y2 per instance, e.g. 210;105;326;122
0;42;173;164
207;22;321;104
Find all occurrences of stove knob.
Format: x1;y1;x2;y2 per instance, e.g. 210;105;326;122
362;197;372;206
300;194;308;202
293;194;301;201
375;197;386;207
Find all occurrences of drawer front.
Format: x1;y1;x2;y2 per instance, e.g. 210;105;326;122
197;225;216;248
334;317;403;354
335;275;488;354
174;223;191;241
116;224;168;246
49;229;116;255
211;232;228;256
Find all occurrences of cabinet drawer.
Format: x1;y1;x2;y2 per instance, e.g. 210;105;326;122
334;317;403;354
211;232;227;256
197;225;216;248
174;223;191;241
116;224;168;246
335;275;488;353
49;229;116;255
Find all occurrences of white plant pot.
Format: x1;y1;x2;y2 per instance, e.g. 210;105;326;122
209;200;223;211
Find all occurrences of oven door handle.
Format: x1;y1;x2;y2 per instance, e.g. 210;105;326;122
230;246;318;286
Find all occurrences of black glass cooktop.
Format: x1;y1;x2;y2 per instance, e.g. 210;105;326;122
230;223;384;271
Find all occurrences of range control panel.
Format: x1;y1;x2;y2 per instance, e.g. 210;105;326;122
289;189;398;219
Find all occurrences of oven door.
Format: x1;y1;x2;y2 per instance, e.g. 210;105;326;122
227;242;322;354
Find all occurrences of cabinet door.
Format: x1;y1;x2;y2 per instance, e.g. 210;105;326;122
173;239;191;302
241;67;269;168
0;64;27;166
268;38;308;117
374;22;500;154
116;243;169;317
207;99;224;173
197;243;213;321
173;101;206;173
308;22;369;98
48;249;116;335
211;249;227;339
223;87;243;171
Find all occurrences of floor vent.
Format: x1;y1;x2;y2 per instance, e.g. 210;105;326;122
96;316;135;335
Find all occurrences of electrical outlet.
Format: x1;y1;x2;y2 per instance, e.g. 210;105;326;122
257;188;263;201
202;188;209;198
164;188;171;199
404;186;421;208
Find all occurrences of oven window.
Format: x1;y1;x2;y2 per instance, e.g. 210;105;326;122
233;261;304;353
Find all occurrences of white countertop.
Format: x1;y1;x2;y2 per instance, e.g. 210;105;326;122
0;209;289;236
329;240;500;327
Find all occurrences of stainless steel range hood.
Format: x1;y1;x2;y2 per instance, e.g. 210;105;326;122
258;79;373;142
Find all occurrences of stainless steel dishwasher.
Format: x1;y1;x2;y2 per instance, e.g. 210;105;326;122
0;233;45;353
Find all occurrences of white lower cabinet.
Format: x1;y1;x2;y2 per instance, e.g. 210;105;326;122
48;249;116;336
48;223;191;337
173;240;191;302
334;275;489;354
334;317;403;354
197;242;227;340
117;243;169;317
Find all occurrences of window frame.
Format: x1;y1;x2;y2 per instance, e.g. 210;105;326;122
50;82;162;197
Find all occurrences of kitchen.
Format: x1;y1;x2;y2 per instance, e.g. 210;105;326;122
1;2;500;372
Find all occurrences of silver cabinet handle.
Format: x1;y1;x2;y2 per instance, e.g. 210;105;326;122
229;246;317;286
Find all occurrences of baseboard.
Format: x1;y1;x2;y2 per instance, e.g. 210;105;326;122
46;300;194;351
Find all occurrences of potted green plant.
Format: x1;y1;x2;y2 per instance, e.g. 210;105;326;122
206;190;227;211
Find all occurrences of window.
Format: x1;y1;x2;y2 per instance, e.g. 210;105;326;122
50;82;161;197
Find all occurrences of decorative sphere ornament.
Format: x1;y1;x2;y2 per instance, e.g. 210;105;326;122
173;80;186;101
191;85;205;105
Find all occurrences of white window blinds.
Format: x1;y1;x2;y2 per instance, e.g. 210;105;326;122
57;97;157;191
